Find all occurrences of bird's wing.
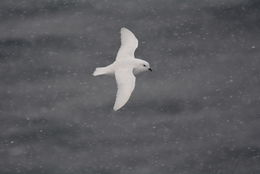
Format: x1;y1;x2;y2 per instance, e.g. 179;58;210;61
113;68;136;111
116;27;138;60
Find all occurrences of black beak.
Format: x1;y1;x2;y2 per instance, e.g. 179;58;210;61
148;68;152;71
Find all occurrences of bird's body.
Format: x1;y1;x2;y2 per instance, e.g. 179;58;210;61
93;27;152;111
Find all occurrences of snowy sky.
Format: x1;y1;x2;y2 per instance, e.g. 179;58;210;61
0;0;260;174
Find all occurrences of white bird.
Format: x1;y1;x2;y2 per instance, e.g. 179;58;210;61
93;27;152;111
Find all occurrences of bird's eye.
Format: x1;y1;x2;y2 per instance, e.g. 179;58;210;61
143;64;146;67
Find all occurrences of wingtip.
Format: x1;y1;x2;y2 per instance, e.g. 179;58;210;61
120;27;128;32
113;103;124;111
113;106;119;111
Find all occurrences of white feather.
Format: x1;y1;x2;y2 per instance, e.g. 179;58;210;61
116;27;138;60
113;68;136;111
93;27;151;111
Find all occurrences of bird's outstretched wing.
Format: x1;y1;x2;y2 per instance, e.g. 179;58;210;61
113;68;136;111
116;27;138;60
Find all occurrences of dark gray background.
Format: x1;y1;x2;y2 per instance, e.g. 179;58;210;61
0;0;260;174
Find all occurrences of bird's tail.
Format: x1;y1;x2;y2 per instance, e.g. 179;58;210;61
93;67;108;76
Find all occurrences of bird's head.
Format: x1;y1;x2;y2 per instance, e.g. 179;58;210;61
134;59;152;73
